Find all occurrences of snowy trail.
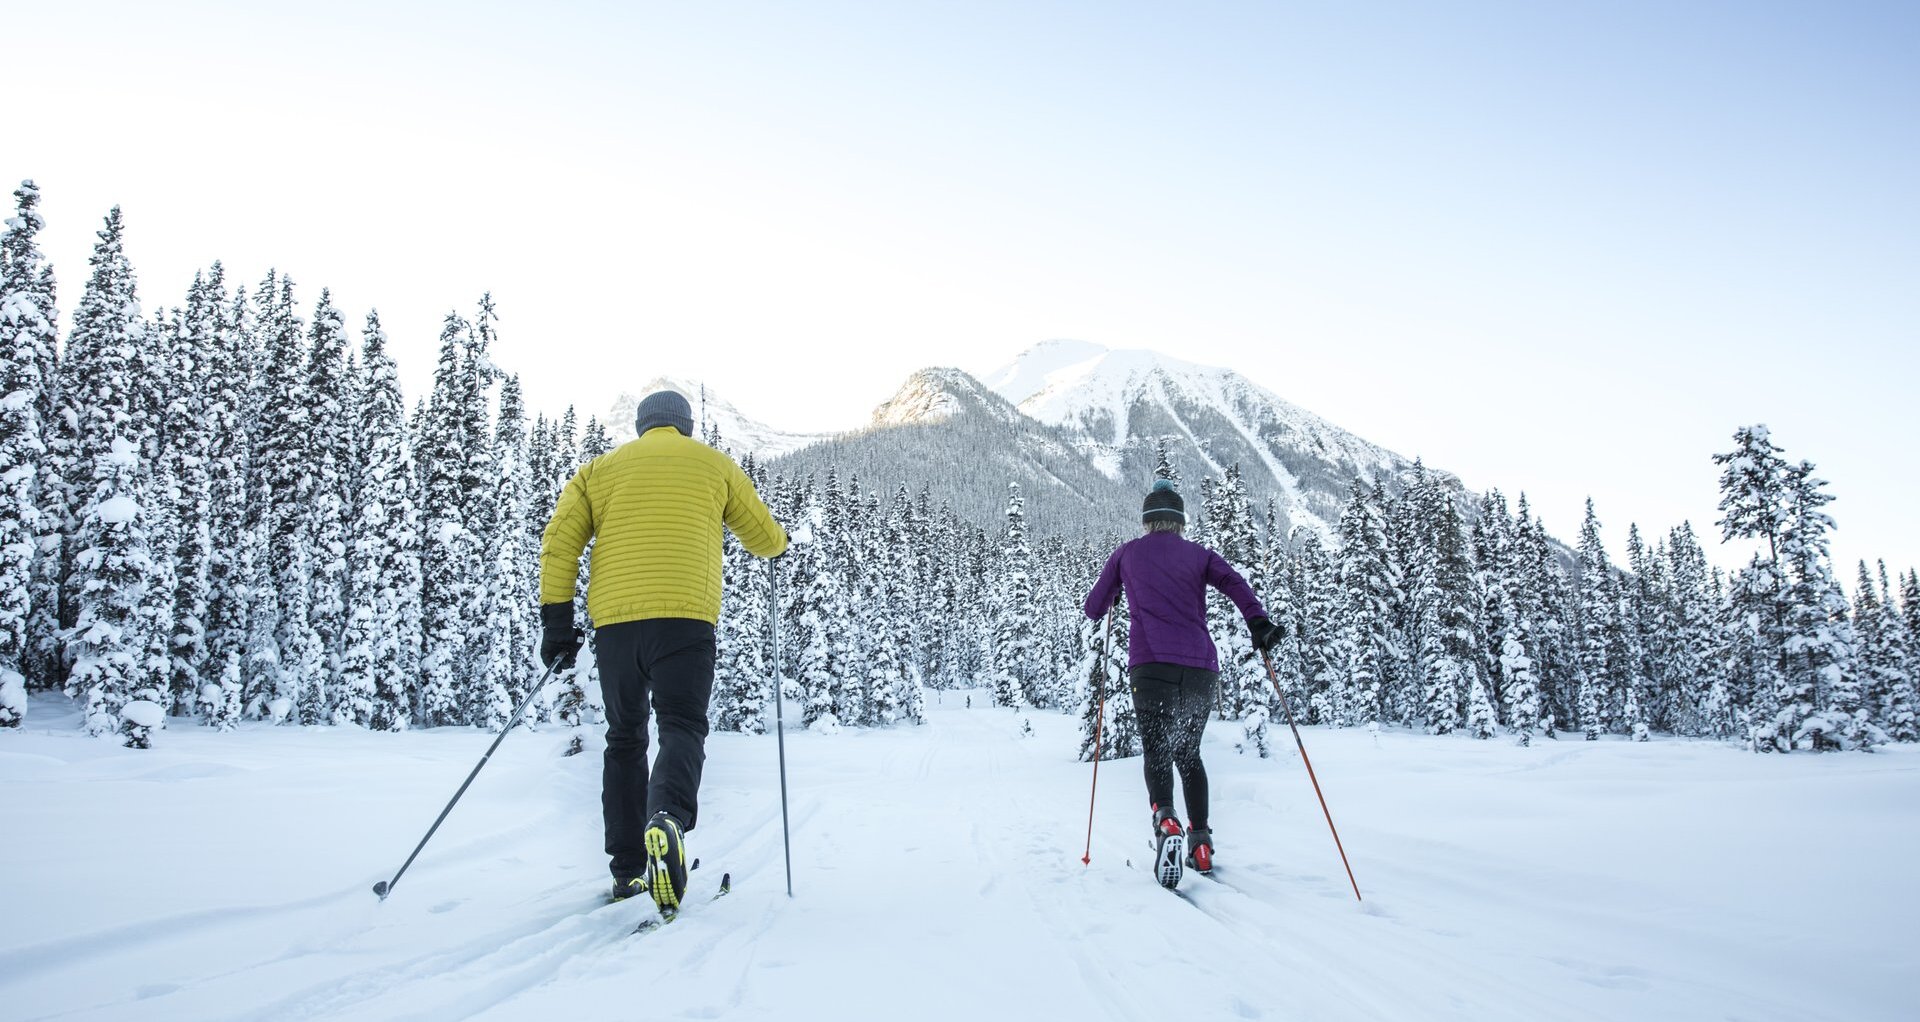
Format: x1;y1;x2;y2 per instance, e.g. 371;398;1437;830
4;693;1917;1021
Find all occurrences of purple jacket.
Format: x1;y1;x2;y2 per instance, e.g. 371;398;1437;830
1083;531;1268;672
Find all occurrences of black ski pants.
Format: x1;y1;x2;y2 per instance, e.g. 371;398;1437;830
1130;662;1217;832
598;617;715;879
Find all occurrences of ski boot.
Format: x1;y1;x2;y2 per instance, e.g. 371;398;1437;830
1151;805;1185;890
1186;826;1214;875
644;811;690;914
610;875;648;903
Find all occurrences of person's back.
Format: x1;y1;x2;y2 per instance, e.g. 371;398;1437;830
1100;529;1246;671
543;426;784;627
539;390;786;915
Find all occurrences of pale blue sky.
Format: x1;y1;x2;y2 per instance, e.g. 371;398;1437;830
12;1;1917;576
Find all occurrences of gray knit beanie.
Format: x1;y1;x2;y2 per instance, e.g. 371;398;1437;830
1142;479;1185;524
635;390;694;437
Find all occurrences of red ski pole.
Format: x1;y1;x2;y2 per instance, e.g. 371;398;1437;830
1260;649;1363;902
1081;611;1115;866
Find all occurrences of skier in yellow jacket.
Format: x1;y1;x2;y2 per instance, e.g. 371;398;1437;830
540;390;787;911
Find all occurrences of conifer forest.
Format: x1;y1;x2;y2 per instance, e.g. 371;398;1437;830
3;186;1915;757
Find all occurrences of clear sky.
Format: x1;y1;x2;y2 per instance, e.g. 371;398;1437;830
12;1;1918;578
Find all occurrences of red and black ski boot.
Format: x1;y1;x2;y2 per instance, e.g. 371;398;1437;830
1186;826;1214;875
1151;805;1185;890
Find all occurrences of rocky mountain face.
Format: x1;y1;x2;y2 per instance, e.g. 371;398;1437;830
979;340;1457;542
770;368;1138;538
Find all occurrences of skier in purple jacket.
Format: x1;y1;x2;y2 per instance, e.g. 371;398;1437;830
1083;480;1283;888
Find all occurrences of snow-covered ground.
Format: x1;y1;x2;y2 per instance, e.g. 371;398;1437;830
3;692;1915;1022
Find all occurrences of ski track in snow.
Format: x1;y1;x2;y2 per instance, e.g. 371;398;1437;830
3;694;1917;1021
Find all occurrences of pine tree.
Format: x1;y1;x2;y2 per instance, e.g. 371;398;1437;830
1498;606;1541;745
1713;425;1795;751
1866;563;1916;742
1204;466;1267;750
793;476;848;729
1513;496;1575;733
1078;597;1140;760
417;313;472;727
49;208;148;690
162;272;220;717
1152;436;1179;483
1903;571;1920;675
1575;499;1618;737
239;516;283;721
1776;461;1871;751
1422;486;1481;735
65;438;161;746
200;270;253;728
713;456;772;733
340;313;420;730
1293;533;1343;724
471;375;532;730
1700;569;1744;741
990;482;1040;708
304;291;353;717
1465;671;1497;739
876;484;925;723
1336;481;1393;725
248;274;329;723
0;181;59;723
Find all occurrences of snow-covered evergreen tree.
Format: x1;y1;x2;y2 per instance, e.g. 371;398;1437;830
1575;499;1618;736
200;271;253;721
1513;495;1575;733
239;515;283;721
339;313;419;730
1714;425;1795;751
416;313;472;727
1077;597;1139;760
471;375;532;730
1336;481;1393;725
1498;612;1540;746
0;180;58;723
1465;671;1497;739
303;291;353;716
65;438;160;746
161;272;220;717
713;454;772;733
49;208;147;689
1776;461;1871;751
990;482;1041;708
1863;563;1916;742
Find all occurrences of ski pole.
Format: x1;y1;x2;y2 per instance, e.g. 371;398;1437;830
769;555;794;898
373;650;575;900
1081;610;1114;866
1259;649;1363;902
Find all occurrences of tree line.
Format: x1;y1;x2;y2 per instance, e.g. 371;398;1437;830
3;185;1914;756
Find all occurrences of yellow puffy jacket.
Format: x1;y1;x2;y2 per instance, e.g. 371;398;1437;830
540;427;788;626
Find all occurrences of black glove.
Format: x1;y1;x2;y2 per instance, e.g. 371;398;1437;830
1248;616;1285;652
541;603;585;669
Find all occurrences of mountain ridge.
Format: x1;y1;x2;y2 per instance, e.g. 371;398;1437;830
611;344;1467;543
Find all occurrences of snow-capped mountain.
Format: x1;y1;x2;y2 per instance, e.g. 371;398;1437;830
981;341;1457;540
608;348;1466;544
609;378;825;458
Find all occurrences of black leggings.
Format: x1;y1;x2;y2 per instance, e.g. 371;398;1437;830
1130;662;1217;831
